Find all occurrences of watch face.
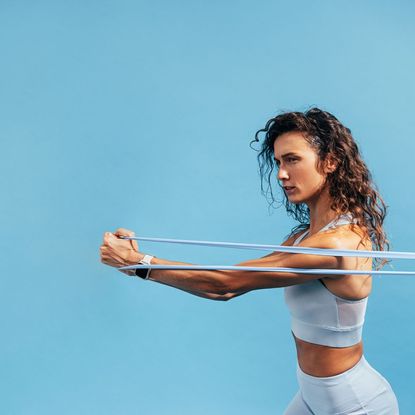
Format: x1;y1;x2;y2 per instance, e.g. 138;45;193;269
140;255;153;265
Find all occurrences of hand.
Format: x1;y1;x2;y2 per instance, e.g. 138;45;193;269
100;228;144;277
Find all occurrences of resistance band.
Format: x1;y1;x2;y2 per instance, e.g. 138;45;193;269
119;264;415;276
120;236;415;259
118;236;415;276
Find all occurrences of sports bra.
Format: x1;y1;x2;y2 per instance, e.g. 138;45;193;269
284;213;369;348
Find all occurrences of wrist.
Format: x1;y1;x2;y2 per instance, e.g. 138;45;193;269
135;254;154;280
126;250;145;265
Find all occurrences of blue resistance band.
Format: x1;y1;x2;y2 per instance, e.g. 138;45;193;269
118;236;415;276
119;264;415;276
120;236;415;259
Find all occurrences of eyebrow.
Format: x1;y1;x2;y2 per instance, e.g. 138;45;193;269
273;152;299;161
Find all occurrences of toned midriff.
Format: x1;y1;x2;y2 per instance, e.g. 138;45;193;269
293;276;368;377
293;333;364;377
293;275;369;377
289;227;371;377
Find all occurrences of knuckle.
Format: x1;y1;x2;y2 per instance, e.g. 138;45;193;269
115;228;134;237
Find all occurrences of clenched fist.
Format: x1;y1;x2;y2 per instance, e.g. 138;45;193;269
100;228;144;276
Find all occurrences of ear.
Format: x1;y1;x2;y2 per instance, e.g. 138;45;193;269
324;155;338;174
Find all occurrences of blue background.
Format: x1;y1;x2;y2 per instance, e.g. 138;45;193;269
1;1;414;413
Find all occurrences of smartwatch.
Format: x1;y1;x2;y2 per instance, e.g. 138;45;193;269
135;254;154;280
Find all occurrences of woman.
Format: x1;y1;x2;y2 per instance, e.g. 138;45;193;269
100;107;400;414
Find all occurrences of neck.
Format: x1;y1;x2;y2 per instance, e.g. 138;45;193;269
306;186;340;235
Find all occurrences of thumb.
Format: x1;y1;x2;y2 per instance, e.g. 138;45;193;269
130;239;139;252
114;228;139;251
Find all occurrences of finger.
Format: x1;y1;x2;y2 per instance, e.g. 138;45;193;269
102;258;119;267
130;240;139;251
103;232;115;245
114;228;135;237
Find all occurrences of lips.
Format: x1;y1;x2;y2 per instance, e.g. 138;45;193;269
284;186;296;194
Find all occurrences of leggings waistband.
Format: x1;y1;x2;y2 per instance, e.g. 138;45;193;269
296;354;367;385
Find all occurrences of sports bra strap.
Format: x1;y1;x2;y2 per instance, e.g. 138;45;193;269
294;213;355;245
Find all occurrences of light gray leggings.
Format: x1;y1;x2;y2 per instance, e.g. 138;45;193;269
284;355;399;414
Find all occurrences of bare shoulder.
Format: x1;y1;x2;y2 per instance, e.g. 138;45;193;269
281;229;308;246
277;224;372;300
287;223;371;250
318;224;373;299
322;224;372;251
278;224;372;257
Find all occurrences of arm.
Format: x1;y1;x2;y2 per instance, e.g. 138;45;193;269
101;229;349;298
144;256;250;301
100;229;249;301
151;281;247;301
144;233;346;296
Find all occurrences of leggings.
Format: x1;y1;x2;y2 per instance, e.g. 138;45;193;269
283;355;399;414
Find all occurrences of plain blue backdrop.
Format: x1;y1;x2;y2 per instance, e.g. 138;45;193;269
1;1;414;413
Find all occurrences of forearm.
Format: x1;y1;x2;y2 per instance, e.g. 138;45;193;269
151;278;232;301
127;252;249;300
103;232;248;299
147;256;230;296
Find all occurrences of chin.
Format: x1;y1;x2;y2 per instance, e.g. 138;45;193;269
287;195;306;205
286;192;300;201
291;199;303;205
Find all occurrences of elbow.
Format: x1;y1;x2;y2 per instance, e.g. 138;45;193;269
209;273;234;296
219;291;247;301
201;271;245;298
210;271;242;296
201;292;233;302
218;292;234;301
212;293;233;301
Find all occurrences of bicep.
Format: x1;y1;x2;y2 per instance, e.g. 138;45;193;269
224;236;343;294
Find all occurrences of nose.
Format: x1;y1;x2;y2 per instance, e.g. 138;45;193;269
277;165;289;181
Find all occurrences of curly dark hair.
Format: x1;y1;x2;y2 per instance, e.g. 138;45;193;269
250;107;390;270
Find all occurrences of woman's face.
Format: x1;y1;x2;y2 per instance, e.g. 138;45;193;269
273;131;328;204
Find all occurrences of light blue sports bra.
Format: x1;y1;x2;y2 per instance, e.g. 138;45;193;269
284;213;369;348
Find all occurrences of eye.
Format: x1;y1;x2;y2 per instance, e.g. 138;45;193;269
274;157;298;167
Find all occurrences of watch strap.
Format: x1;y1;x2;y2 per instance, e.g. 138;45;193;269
135;254;154;280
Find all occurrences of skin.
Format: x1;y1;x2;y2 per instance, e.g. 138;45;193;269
100;131;373;377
